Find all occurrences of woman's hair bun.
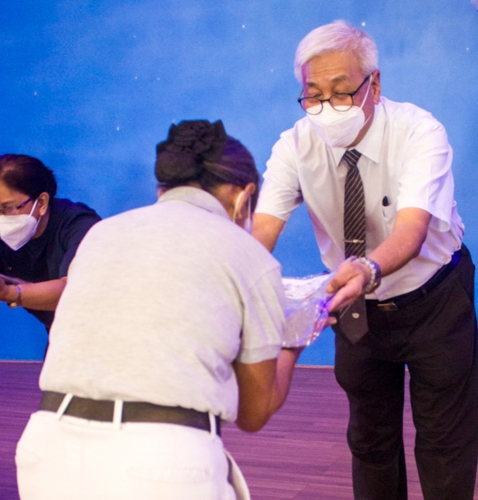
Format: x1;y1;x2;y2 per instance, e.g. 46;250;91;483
155;150;201;183
155;120;227;185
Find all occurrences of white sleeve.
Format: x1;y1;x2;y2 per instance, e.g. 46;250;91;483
256;132;304;222
396;116;455;232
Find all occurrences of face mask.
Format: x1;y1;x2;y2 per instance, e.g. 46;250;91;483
307;77;372;148
232;191;252;233
0;199;41;251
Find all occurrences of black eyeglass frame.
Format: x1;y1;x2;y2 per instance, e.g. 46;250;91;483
297;73;373;115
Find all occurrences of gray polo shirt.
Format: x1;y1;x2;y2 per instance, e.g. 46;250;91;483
40;187;285;422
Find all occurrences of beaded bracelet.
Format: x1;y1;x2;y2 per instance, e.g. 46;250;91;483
347;256;382;294
356;257;382;294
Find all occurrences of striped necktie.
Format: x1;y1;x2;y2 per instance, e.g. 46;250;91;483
343;149;366;258
337;149;368;343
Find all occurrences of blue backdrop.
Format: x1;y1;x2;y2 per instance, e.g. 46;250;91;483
1;0;477;364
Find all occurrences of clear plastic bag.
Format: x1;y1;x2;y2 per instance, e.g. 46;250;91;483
282;273;334;348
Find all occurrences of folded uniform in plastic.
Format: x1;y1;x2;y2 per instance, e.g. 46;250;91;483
282;273;333;348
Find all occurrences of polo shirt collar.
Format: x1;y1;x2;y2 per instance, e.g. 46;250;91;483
157;186;231;220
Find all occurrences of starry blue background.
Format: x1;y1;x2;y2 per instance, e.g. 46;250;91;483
1;0;478;363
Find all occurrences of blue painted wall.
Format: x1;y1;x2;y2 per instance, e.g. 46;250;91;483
1;0;477;364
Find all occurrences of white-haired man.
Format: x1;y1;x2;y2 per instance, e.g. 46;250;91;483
253;19;478;500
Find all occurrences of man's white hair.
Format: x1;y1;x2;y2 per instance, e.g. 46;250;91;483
294;20;379;83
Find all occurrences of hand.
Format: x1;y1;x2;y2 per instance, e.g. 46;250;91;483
324;258;370;314
320;313;338;328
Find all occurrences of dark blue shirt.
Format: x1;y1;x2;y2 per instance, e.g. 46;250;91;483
0;198;101;329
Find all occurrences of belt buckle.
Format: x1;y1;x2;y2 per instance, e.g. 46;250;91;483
377;301;398;312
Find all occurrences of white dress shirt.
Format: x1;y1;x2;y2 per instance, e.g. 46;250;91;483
257;97;464;300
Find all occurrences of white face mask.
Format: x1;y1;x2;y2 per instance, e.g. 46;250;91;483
0;199;41;251
307;77;372;148
232;191;252;233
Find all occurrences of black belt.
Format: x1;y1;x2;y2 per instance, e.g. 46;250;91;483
367;248;462;312
40;391;221;435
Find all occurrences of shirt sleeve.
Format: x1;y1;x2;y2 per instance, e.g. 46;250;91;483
235;266;285;364
396;115;455;232
256;132;304;222
57;207;101;277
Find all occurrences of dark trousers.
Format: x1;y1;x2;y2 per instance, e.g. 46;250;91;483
334;246;478;500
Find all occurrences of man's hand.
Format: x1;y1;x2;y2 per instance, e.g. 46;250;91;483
325;259;370;314
316;259;370;328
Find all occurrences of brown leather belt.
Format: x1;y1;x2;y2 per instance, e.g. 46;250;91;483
40;391;221;435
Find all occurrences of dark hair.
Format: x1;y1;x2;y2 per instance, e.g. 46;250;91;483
155;120;259;210
0;154;58;199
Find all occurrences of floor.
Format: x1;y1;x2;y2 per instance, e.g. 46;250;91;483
1;362;477;499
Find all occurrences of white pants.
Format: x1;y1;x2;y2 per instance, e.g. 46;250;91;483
16;410;249;500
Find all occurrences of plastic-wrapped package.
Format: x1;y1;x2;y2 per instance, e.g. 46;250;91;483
282;273;334;348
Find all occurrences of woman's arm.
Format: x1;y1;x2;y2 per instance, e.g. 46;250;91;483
233;347;303;432
0;277;67;311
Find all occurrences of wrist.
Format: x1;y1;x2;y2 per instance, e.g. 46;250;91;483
7;284;22;308
355;257;382;294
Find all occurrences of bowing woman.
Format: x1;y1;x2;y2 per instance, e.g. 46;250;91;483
16;120;302;500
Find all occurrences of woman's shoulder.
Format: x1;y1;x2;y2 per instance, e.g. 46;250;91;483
45;198;101;243
50;198;100;218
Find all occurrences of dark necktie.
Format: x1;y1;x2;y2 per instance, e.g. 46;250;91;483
337;149;368;343
343;149;366;258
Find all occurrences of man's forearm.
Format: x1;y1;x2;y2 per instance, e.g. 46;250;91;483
252;213;286;252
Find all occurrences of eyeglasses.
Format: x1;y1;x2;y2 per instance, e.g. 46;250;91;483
298;74;372;115
0;197;33;216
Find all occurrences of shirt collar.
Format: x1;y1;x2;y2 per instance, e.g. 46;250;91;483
157;186;231;220
354;99;385;164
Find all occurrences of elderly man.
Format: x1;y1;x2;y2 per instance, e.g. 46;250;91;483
253;19;478;500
